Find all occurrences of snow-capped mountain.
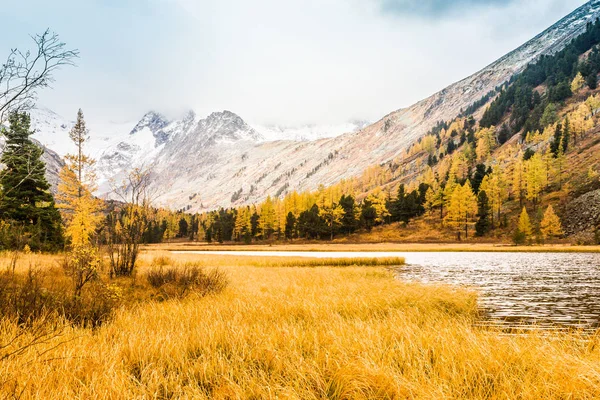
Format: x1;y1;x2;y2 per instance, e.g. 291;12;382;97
19;0;600;211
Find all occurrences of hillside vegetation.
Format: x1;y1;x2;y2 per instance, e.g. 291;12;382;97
145;19;600;246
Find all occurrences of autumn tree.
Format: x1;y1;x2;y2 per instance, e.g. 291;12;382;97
107;168;152;277
259;196;276;239
514;207;532;245
57;109;103;296
234;206;252;243
540;205;563;240
512;156;526;207
445;181;477;240
479;168;506;228
571;72;585;93
525;152;546;209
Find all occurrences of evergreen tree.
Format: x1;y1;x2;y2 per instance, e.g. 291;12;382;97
297;205;325;239
178;217;188;237
250;210;260;238
497;124;511;145
284;212;296;240
475;190;491;237
0;112;63;250
339;194;357;234
470;164;489;194
587;72;598;89
360;199;377;231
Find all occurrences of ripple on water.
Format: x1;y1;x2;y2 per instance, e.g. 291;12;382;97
398;252;600;330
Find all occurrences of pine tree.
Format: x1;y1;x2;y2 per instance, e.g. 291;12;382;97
339;194;357;234
540;205;563;240
587;73;598;90
284;212;296;240
0;112;63;250
475;190;491;237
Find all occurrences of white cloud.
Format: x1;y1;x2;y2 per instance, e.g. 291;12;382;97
0;0;588;127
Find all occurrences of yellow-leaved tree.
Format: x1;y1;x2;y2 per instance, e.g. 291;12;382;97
571;72;585;93
445;181;477;240
525;152;546;209
540;205;563;240
259;196;276;239
518;207;532;237
57;109;103;296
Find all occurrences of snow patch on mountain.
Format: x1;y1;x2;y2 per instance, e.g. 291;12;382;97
256;120;370;142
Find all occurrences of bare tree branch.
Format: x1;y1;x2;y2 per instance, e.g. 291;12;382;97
0;29;79;124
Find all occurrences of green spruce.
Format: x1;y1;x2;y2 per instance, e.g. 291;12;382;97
0;112;63;250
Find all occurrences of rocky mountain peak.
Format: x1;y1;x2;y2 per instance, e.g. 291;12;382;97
130;111;170;139
194;110;263;144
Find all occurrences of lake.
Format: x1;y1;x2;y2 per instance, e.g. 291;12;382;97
173;251;600;329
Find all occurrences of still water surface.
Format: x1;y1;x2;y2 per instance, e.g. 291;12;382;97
174;251;600;329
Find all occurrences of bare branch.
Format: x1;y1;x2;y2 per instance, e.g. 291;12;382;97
0;29;79;124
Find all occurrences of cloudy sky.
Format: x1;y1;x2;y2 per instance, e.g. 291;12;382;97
0;0;588;127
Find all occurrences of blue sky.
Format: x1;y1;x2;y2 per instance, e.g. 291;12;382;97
0;0;588;127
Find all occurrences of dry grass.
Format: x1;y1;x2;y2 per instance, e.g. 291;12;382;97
1;251;600;398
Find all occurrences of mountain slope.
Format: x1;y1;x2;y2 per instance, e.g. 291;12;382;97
138;1;600;212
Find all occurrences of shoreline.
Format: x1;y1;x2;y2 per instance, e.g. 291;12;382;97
143;242;600;253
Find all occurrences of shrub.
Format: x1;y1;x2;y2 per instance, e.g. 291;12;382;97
512;230;527;245
0;267;117;328
146;265;228;299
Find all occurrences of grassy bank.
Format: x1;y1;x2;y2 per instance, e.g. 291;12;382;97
146;241;600;253
1;252;600;398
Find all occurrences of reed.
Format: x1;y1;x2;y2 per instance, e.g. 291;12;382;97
1;251;599;399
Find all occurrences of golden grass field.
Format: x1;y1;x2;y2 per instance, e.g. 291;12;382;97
1;250;600;399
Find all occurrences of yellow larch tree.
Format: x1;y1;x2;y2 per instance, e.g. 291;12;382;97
540;205;563;240
259;196;276;239
56;109;103;296
512;156;526;207
233;206;252;241
571;72;585;93
366;188;390;224
585;93;600;116
525;152;546;208
479;167;506;228
568;103;594;145
475;126;497;161
518;207;532;237
445;181;477;239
